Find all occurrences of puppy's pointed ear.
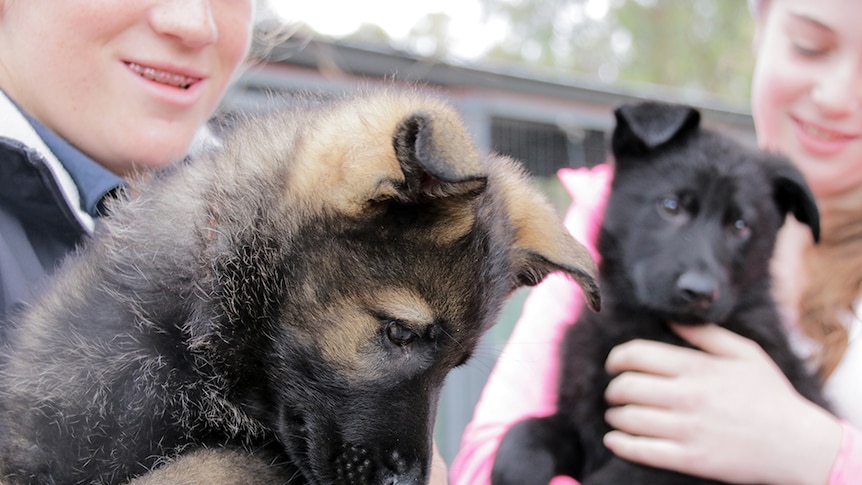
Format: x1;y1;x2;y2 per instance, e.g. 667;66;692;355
385;112;488;202
495;157;601;311
612;102;701;157
764;154;821;243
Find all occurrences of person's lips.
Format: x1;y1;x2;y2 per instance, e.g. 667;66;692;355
124;61;203;89
799;120;853;141
793;117;858;156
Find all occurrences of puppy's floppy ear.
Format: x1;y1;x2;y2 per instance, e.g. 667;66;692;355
763;153;821;243
494;157;601;311
299;106;487;217
612;101;701;157
515;231;601;311
389;111;488;200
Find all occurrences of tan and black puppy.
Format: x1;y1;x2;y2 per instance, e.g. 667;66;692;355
0;89;599;485
492;101;826;485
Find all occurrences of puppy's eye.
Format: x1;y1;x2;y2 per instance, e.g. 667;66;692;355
385;321;416;347
731;218;751;237
658;197;681;216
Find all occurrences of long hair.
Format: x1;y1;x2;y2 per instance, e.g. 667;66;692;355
749;0;855;381
798;188;862;380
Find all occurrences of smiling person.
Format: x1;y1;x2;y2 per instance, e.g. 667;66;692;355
452;0;862;484
0;0;254;323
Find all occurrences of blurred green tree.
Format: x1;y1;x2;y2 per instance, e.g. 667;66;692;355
474;0;755;105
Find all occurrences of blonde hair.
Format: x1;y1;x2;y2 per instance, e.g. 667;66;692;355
246;1;304;63
798;189;862;380
748;0;853;380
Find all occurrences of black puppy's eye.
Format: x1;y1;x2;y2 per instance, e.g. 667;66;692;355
385;321;416;347
731;218;751;237
658;197;681;216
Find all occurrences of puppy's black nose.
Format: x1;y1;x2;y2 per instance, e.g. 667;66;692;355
676;271;719;305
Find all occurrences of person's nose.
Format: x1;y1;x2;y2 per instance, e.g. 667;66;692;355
811;57;862;117
149;0;218;49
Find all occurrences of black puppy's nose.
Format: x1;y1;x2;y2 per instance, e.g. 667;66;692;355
676;271;719;305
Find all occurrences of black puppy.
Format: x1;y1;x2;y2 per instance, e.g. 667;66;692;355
491;102;827;485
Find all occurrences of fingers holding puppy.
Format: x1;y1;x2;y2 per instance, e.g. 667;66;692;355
600;323;841;485
605;323;763;376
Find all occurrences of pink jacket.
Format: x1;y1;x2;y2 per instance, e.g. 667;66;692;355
449;164;862;485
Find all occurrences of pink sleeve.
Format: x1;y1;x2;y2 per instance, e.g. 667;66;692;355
828;421;862;485
449;164;612;485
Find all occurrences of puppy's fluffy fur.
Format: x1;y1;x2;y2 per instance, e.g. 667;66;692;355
492;102;825;485
0;89;600;485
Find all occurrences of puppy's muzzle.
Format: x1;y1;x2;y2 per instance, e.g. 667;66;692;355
675;271;720;309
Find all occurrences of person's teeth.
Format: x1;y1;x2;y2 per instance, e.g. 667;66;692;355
802;123;842;141
127;62;195;89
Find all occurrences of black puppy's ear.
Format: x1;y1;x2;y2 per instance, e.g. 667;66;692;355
612;102;701;157
764;154;821;243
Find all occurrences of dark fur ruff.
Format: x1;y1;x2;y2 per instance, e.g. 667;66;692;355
0;89;601;485
492;102;827;485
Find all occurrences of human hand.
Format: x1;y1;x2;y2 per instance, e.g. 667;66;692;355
430;440;449;485
602;323;842;485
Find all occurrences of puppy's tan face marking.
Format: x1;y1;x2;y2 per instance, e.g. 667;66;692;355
368;289;436;329
310;289;437;382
